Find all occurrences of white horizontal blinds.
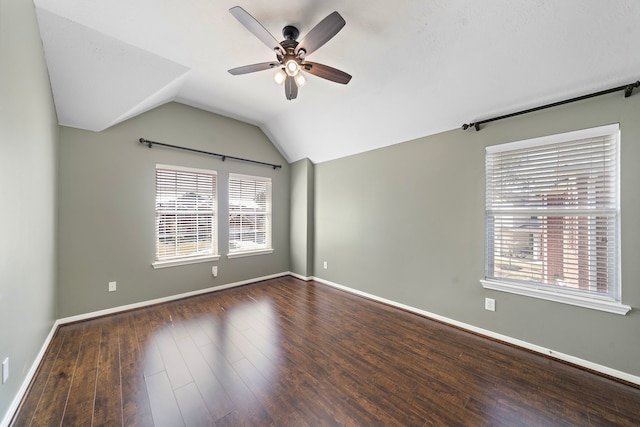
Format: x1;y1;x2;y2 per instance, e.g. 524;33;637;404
229;174;272;253
155;165;217;261
486;126;619;299
487;136;618;211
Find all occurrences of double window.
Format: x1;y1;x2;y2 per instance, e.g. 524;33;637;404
482;124;629;314
153;166;272;267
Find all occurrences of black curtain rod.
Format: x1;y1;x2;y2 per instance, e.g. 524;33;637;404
462;80;640;131
138;138;282;170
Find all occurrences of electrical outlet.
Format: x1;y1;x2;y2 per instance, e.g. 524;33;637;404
2;357;8;384
108;281;117;292
323;261;328;269
485;297;496;312
212;266;218;277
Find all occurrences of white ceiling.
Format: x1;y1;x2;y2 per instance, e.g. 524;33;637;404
34;0;640;163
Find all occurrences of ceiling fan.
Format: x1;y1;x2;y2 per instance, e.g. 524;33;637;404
227;6;352;100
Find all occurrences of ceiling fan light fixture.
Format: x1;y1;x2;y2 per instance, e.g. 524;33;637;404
285;59;299;76
273;69;286;85
295;73;306;87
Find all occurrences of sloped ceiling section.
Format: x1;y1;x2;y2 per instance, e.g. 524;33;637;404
35;8;190;132
33;0;640;162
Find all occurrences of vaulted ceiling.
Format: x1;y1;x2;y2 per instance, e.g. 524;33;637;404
34;0;640;163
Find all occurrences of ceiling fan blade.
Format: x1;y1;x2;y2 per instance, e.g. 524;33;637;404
295;11;345;57
302;62;352;84
229;6;285;56
228;62;280;75
285;75;298;100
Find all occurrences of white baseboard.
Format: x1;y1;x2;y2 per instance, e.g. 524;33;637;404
311;276;640;387
57;272;291;325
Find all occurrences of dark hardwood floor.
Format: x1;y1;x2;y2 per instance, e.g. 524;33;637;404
10;276;640;426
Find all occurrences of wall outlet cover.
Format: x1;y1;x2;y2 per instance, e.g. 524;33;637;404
108;281;117;292
485;298;496;312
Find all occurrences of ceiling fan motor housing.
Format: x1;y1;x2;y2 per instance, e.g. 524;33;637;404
282;25;299;40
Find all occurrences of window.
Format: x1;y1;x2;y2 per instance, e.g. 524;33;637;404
482;124;630;315
228;173;272;257
153;164;218;268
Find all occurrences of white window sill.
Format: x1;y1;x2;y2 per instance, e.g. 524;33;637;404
152;254;220;269
480;279;631;315
227;249;274;259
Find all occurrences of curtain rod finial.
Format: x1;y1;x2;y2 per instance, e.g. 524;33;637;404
139;138;152;148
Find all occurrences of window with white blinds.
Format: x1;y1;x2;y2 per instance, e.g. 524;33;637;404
483;124;625;312
228;173;272;256
154;164;217;266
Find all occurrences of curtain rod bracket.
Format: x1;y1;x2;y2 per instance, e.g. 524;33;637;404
461;123;480;131
624;81;639;98
462;79;639;132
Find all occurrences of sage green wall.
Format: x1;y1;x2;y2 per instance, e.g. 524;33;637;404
314;92;640;376
290;158;314;277
57;102;290;317
0;0;58;421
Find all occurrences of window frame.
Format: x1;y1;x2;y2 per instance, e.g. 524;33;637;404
152;164;219;269
227;173;273;258
481;124;630;315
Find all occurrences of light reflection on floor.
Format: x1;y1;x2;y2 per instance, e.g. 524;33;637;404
142;297;281;421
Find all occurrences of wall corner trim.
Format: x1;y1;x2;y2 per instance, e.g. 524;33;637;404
288;272;313;282
311;276;640;387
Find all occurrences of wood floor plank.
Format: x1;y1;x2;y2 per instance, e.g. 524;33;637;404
132;310;165;379
197;342;257;410
174;382;215;427
231;357;309;427
60;321;102;426
10;277;640;426
196;313;246;364
120;313;154;427
92;316;123;426
175;334;234;421
29;324;86;426
154;328;193;391
145;371;184;427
